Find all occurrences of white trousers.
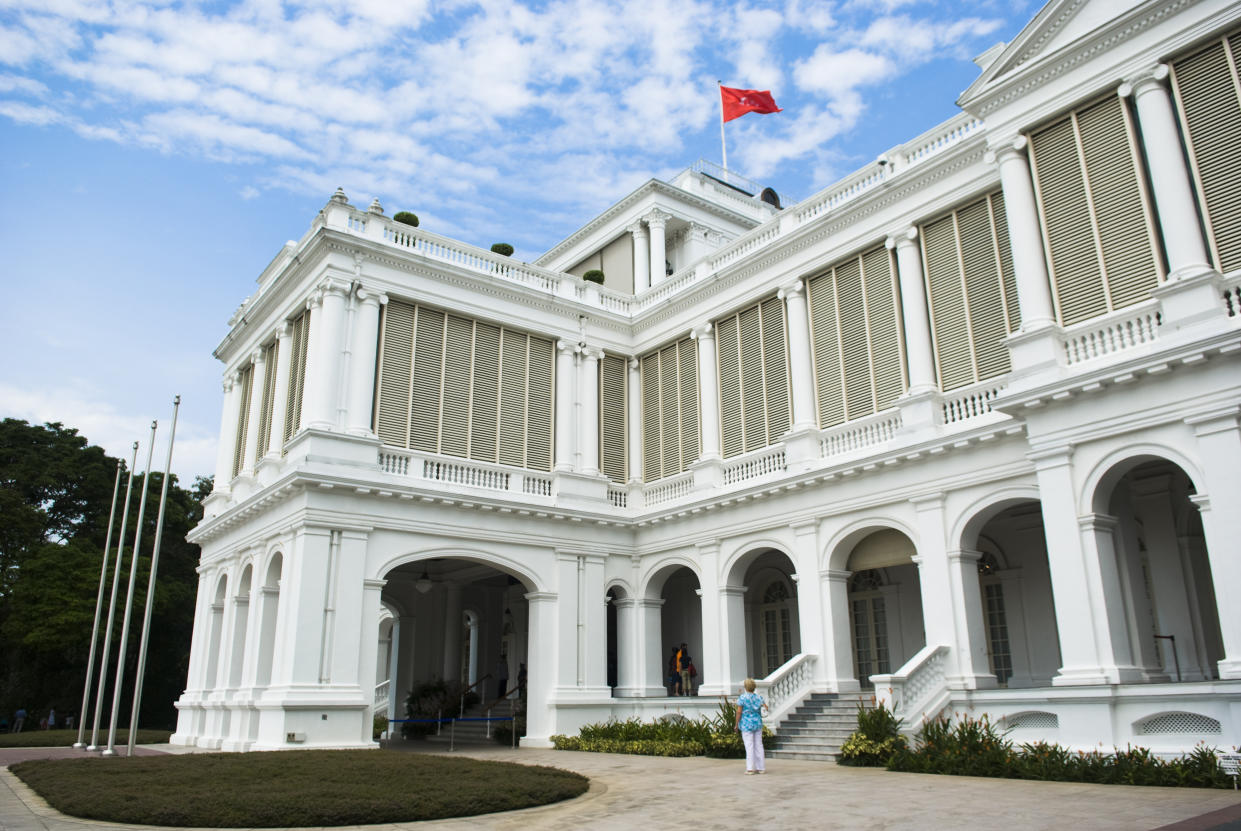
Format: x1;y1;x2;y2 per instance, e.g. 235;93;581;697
742;729;765;771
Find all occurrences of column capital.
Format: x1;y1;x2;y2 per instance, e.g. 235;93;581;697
627;356;640;372
910;492;946;511
579;345;604;362
643;208;671;228
947;549;983;564
690;322;713;341
222;376;236;394
306;292;323;311
983;134;1028;165
524;590;558;604
1026;444;1074;467
1078;512;1119;532
626;221;648;238
720;584;748;598
319;276;350;297
249;348;265;366
777;280;805;301
822;568;852;583
884;226;919;250
274;320;291;340
1118;63;1169;97
356;286;388;307
556;339;579;355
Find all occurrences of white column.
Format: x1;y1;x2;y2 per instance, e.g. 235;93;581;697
886;229;937;393
946;549;998;688
578;347;602;476
305;279;349;431
441;582;462;682
990;137;1056;329
626;358;643;483
266;323;293;458
638;598;667;696
300;292;325;430
821;569;860;692
522;591;557;744
910;495;981;687
241;349;266;477
629;222;650;293
1187;409;1241;679
279;526;333;686
778;281;817;430
716;585;748;690
790;522;826;688
212;374;241;492
691;323;721;460
645;209;670;285
554;340;577;472
613;596;639;696
346;288;386;436
357;578;386;736
1120;65;1212;279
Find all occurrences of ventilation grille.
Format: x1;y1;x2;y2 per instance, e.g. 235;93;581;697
1137;712;1221;735
1003;711;1059;730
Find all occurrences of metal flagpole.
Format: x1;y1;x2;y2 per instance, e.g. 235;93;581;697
88;443;138;752
718;81;728;172
103;421;158;756
74;460;124;750
127;397;180;756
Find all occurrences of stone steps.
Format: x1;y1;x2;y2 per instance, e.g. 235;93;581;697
768;693;868;762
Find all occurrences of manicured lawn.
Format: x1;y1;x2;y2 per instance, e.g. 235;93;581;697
11;749;590;826
0;729;171;748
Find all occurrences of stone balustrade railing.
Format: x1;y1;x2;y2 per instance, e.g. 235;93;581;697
872;644;951;731
1061;300;1161;366
754;652;817;731
942;382;1006;425
1220;272;1241;317
644;471;695;507
723;445;788;485
376;448;554;501
820;410;902;458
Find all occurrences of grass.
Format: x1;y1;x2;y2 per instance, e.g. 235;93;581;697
0;729;172;748
11;749;589;827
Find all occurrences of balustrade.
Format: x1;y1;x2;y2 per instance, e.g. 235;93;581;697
1061;302;1161;365
942;383;1005;424
820;412;901;458
722;446;787;485
753;653;817;729
872;644;950;729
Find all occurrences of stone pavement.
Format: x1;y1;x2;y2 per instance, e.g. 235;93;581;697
2;743;1239;831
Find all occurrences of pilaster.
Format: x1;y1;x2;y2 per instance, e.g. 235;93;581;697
345;288;386;436
629;222;651;294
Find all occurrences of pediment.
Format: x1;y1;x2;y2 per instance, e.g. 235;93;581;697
959;0;1145;108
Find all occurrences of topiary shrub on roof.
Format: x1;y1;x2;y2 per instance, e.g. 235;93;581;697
393;211;419;227
582;269;604;284
491;243;514;256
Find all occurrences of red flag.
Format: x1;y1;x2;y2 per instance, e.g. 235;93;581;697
720;86;782;122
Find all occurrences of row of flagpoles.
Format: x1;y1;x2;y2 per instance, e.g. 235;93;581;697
73;396;181;757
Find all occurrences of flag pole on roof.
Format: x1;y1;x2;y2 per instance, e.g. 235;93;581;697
718;83;784;176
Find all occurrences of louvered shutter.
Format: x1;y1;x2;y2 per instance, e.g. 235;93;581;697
256;341;278;463
375;300;415;447
659;345;679;477
599;354;627;481
439;316;473;458
1171;33;1241;273
677;338;699;466
808;271;845;427
526;336;554;471
861;247;904;409
962;197;1013;381
470;322;500;462
641;353;662;480
990;193;1022;335
738;304;764;451
716;315;743;458
232;365;253;479
498;330;528;467
409;308;444;453
760;297;791;443
835;258;872;420
284;310;309;444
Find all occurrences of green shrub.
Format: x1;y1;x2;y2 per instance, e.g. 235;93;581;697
888;714;1013;777
558;702;769;759
582;269;604;284
402;680;477;737
372;714;388;740
393;211;419;227
490;243;514;256
839;699;907;767
550;735;704;756
493;714;524;747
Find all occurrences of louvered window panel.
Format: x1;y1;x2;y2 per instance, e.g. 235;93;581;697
760;297;791;443
808;246;905;424
861;247;903;409
921;191;1018;391
738;304;765;451
639;339;699;481
498;330;528;468
599;354;628;481
1171;32;1241;273
284;310;309;444
231;365;253;479
716;315;743;458
372;302;554;471
255;341;278;464
375;300;415;447
1029;96;1162;325
808;274;845;427
470;322;501;462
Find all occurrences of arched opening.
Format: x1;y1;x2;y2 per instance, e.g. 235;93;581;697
226;565;253;689
204;574;228;691
254;553;282;688
381;557;533;738
605;587;619;692
965;501;1062;688
727;548;800;678
845;529;924;688
649;566;701;696
1097;458;1223;681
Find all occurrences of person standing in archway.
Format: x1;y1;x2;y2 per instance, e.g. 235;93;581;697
676;643;693;696
494;655;510;700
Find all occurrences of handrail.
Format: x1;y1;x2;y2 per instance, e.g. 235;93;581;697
481;683;523;712
753;653;817;731
460;673;493;717
871;644;951;732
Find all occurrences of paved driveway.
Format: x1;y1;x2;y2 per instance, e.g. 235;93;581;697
2;743;1239;830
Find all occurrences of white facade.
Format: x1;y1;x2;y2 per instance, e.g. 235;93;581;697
174;0;1241;756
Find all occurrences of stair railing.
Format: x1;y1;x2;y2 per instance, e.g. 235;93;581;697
460;673;493;717
753;653;818;730
870;644;951;731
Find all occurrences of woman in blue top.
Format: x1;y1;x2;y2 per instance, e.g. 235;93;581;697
733;678;767;774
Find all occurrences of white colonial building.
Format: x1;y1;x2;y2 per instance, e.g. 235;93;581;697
173;0;1241;756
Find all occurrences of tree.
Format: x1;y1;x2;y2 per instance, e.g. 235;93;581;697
0;420;204;729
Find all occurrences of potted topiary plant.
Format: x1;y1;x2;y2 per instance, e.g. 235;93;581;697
582;269;604;284
491;243;514;256
393;211;419;227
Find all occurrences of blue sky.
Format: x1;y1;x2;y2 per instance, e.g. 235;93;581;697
0;0;1037;482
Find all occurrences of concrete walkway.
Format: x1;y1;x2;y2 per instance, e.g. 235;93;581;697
2;743;1239;831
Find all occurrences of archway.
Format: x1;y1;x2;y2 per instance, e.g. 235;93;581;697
844;529;924;687
254;553;282;688
644;565;701;696
226;565;252;689
725;548;801;678
1095;458;1223;681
